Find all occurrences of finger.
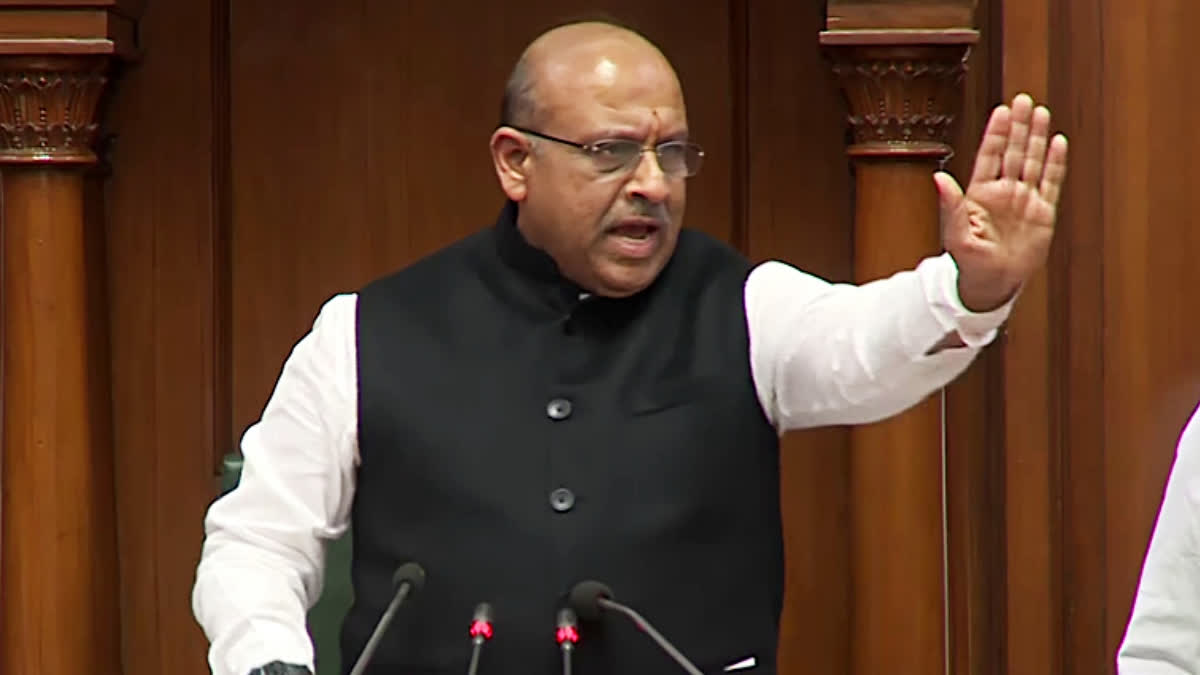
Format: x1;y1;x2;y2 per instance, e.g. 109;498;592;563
1002;93;1034;179
933;171;966;240
1038;134;1069;206
1021;105;1052;186
970;105;1010;185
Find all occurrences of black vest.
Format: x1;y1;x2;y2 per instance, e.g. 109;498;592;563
342;202;782;675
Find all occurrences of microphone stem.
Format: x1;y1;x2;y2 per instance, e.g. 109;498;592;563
597;598;703;675
349;582;412;675
561;643;573;675
466;636;484;675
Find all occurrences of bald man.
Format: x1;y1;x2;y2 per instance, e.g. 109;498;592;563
192;20;1069;675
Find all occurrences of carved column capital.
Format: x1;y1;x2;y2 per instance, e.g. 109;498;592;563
0;55;109;165
821;30;978;159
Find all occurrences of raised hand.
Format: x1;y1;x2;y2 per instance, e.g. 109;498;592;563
934;93;1070;312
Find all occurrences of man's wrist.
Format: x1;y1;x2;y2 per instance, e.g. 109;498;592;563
247;661;312;675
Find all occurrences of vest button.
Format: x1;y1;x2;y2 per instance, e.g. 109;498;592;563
549;487;575;513
546;398;573;420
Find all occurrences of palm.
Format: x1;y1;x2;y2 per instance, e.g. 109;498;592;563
935;93;1069;311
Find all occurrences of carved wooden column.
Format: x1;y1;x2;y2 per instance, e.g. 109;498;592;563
0;45;121;675
821;29;978;675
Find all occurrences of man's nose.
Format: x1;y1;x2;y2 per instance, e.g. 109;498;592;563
626;149;670;203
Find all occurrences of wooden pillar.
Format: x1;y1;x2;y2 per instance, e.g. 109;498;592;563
821;29;978;675
0;49;121;674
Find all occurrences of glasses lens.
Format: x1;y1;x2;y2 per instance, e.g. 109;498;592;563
587;140;706;177
655;142;705;177
588;140;642;172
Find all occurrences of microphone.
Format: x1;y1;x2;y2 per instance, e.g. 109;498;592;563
466;602;494;675
555;607;580;675
567;580;703;675
348;562;427;675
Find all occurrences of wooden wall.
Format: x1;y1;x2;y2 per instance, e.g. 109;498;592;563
85;1;1200;674
1000;1;1200;674
103;0;226;671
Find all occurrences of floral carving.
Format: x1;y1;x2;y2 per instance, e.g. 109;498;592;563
825;41;974;158
0;56;108;164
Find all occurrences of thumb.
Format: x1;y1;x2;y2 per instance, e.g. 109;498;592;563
933;171;965;239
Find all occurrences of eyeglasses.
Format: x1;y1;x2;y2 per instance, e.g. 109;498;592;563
505;125;705;178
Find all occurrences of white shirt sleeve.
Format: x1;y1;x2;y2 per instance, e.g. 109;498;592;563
192;293;360;675
746;252;1013;431
1117;404;1200;674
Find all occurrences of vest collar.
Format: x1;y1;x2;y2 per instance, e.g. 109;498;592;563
491;199;663;324
493;199;582;294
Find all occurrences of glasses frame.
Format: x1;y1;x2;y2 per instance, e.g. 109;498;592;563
502;124;705;178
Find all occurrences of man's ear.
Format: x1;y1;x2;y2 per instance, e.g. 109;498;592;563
490;127;532;201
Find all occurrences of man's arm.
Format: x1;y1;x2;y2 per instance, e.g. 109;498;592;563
747;92;1066;432
192;293;359;675
1117;405;1200;674
746;252;1011;431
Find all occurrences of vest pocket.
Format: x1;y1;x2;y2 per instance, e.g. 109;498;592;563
629;374;735;415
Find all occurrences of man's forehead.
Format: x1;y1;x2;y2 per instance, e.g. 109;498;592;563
544;95;687;139
543;60;683;119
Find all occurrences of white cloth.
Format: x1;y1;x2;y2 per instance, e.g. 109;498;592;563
1118;402;1200;673
192;252;1012;675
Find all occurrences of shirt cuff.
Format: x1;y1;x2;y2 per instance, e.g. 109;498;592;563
919;253;1017;348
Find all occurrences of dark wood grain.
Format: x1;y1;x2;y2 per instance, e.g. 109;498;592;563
103;0;221;672
943;3;1003;674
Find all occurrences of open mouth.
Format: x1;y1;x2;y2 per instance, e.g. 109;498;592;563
609;223;659;240
605;220;663;259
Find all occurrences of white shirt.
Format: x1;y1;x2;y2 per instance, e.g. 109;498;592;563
1118;402;1200;673
192;252;1013;675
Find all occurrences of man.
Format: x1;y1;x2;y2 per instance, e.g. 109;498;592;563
193;20;1068;675
1118;403;1200;673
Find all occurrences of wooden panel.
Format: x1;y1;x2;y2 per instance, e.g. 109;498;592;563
998;1;1200;674
1052;1;1105;673
103;0;221;673
940;24;1001;671
1100;0;1200;671
745;2;853;674
826;1;975;29
997;2;1060;674
229;0;737;446
0;9;109;36
0;0;141;14
0;7;135;57
942;3;1003;674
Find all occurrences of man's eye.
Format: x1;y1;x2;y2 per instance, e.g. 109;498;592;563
659;144;686;160
592;142;635;156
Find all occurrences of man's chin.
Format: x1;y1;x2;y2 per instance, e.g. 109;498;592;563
592;261;665;298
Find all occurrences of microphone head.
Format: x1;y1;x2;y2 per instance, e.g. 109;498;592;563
392;562;426;593
469;602;494;640
567;580;613;621
556;607;580;645
473;602;494;624
556;606;578;628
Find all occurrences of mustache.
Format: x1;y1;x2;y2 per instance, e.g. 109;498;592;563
616;203;670;224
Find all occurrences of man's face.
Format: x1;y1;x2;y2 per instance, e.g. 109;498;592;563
508;38;692;297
